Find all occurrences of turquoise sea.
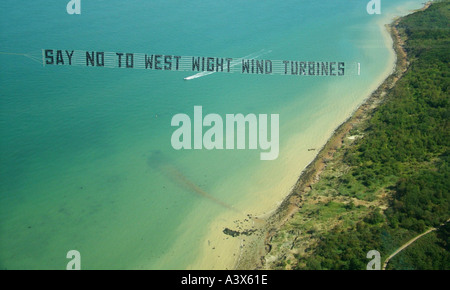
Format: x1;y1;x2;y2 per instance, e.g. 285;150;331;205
0;0;425;269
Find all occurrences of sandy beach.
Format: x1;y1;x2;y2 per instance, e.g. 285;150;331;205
179;1;432;270
236;2;433;270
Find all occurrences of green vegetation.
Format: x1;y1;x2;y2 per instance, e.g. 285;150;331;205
266;1;449;270
300;1;450;270
387;223;450;270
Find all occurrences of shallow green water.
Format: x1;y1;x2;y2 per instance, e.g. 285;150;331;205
0;0;424;269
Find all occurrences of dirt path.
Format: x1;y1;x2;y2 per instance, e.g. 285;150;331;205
382;219;449;270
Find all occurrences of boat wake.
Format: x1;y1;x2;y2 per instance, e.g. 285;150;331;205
184;49;272;80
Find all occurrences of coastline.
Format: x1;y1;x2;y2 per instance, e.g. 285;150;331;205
235;1;433;270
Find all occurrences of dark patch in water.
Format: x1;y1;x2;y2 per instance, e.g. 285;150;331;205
147;150;239;213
